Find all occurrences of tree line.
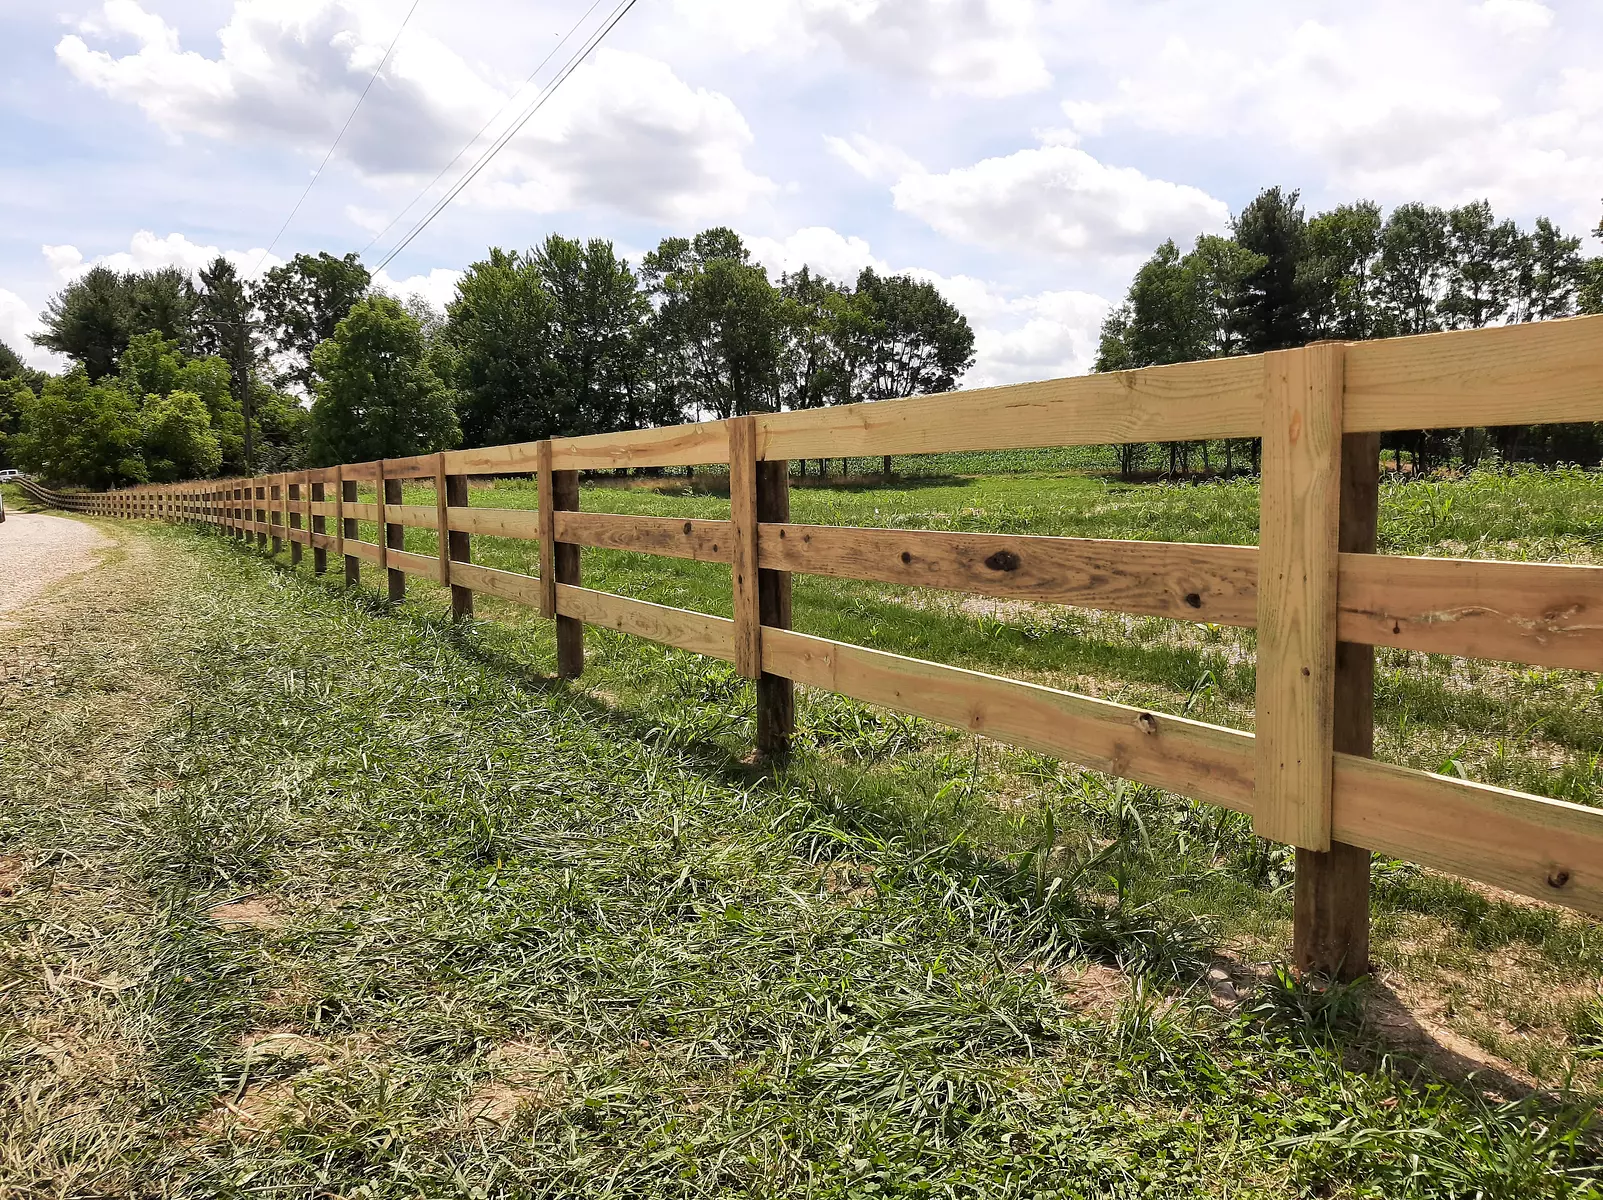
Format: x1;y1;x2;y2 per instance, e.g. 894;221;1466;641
1096;188;1603;477
0;228;974;488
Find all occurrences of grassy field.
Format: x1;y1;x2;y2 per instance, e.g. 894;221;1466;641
2;467;1601;1197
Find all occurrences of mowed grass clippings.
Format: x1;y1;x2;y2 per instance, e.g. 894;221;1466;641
0;482;1593;1197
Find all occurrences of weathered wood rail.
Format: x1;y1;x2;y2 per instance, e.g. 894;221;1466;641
28;314;1603;978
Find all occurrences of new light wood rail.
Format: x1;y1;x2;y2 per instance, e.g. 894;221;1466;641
33;314;1603;976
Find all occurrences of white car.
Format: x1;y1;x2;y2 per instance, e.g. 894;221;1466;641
0;469;21;482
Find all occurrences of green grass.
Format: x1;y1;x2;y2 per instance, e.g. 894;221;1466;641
3;466;1602;1196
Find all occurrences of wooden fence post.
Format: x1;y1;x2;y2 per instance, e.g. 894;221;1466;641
312;478;328;575
757;458;794;758
270;478;283;555
729;416;762;682
1295;429;1379;980
290;474;304;566
436;453;474;620
537;442;583;679
256;479;268;549
537;441;557;621
382;462;405;602
338;467;359;587
1254;343;1344;852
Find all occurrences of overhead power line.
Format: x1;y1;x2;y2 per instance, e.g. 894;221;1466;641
256;0;425;271
358;0;610;260
372;0;642;276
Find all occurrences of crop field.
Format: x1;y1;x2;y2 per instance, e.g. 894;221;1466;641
3;464;1603;1197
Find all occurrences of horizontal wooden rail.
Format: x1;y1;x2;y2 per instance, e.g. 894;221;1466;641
447;507;542;539
556;584;736;661
760;525;1260;626
555;512;733;562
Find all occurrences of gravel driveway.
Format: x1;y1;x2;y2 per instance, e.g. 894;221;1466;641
0;511;113;620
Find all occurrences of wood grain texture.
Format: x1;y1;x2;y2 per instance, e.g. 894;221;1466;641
440;440;539;476
761;524;1259;625
552;421;731;471
447;506;542;540
1345;313;1603;433
764;628;1256;813
553;512;733;562
1296;430;1378;982
434;454;451;589
333;468;345;561
341;460;381;482
1255;344;1345;851
385;547;444;584
451;562;542;608
555;584;735;661
1333;754;1603;916
1338;554;1603;671
757;354;1266;460
537;441;556;619
381;504;441;530
378;453;440;479
728;416;762;679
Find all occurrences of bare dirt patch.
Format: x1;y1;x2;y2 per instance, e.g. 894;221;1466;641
0;854;24;898
458;1040;568;1128
1055;961;1132;1016
208;896;286;931
1362;981;1539;1099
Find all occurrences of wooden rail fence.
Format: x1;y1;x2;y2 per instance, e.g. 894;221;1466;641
23;314;1603;978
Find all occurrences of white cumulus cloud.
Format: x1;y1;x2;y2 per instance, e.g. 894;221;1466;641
891;144;1231;264
57;2;774;225
673;0;1049;96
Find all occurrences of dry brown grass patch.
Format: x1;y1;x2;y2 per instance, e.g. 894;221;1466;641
208;896;286;931
0;854;24;899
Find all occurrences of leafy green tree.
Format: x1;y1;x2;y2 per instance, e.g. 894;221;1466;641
1375;203;1450;336
1440;201;1521;330
777;267;852;412
533;235;655;434
12;372;145;487
1513;217;1586;322
1302;201;1383;339
0;379;29;469
250;382;312;471
255;252;371;394
195;257;260;466
641;229;782;420
309;295;460;465
1230;187;1308;351
843;268;974;402
128;267;198;348
1096;240;1212;370
441;248;557;447
32;266;199;381
33;266;130;381
140;389;221;481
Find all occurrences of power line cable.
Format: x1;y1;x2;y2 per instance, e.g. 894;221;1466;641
373;0;640;276
358;0;609;259
255;0;424;271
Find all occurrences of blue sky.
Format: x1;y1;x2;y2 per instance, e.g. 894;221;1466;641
3;0;1601;384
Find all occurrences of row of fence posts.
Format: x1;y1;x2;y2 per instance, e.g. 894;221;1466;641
103;420;1380;982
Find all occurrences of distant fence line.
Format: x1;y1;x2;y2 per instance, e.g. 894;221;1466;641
27;314;1603;979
